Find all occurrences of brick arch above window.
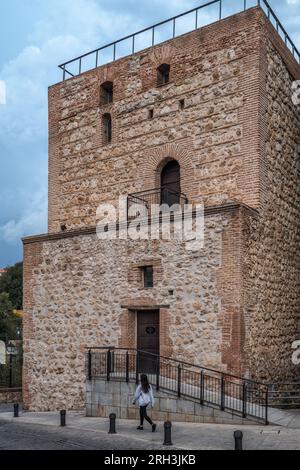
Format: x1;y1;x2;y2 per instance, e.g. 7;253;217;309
149;44;175;68
139;143;197;202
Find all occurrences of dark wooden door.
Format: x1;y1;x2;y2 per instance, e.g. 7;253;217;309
161;160;181;205
137;310;159;374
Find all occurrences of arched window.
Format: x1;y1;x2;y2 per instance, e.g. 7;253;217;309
160;159;181;205
102;113;112;144
100;81;113;105
157;64;170;86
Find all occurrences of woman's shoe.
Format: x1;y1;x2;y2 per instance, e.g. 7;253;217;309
137;426;143;430
152;424;157;433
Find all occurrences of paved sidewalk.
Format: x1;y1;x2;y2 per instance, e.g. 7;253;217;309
1;410;300;450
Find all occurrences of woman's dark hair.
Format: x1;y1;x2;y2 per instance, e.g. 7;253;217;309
140;374;150;393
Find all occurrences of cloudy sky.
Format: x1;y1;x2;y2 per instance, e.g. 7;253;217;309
0;0;299;267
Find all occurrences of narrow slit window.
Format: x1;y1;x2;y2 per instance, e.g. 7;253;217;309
157;64;170;86
103;113;112;144
100;81;113;105
179;99;185;110
148;109;154;119
141;266;154;288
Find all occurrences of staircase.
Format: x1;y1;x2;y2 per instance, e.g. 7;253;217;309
268;383;300;409
87;347;269;425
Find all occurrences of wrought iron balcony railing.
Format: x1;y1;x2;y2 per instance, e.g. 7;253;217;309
127;187;188;221
59;0;300;80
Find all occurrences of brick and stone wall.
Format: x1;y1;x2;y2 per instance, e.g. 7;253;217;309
23;7;300;412
245;39;300;383
86;379;256;425
23;206;249;411
0;388;22;404
48;8;268;233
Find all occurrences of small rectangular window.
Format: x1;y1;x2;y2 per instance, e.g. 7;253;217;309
179;99;185;110
157;64;170;86
103;113;112;144
148;109;154;119
141;266;154;288
100;81;113;105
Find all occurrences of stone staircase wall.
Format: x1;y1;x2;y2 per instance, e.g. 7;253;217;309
86;379;259;425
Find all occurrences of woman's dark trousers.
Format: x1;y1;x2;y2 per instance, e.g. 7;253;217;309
139;406;153;426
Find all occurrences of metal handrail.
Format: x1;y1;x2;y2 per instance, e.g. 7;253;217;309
127;187;189;220
128;186;188;202
58;0;300;80
87;347;269;423
87;346;266;386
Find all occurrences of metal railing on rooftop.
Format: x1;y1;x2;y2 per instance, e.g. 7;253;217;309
59;0;300;81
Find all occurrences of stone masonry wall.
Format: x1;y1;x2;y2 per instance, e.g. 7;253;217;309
86;380;256;425
23;207;248;411
48;8;267;233
246;40;300;383
23;7;300;412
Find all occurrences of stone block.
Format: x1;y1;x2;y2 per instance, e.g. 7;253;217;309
176;399;195;415
112;393;121;407
97;405;107;418
193;415;205;423
97;393;113;406
128;408;139;420
202;416;217;424
85;404;92;417
120;407;129;419
111;381;121;394
159;398;177;413
121;382;135;394
151;411;168;422
106;406;121;418
91;404;102;417
194;403;214;417
168;412;195;423
85;391;92;405
94;380;106;394
120;393;130;407
152;401;160;411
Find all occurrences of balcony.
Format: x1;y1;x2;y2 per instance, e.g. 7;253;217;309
127;187;188;221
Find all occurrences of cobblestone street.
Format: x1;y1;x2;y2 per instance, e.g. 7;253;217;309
0;419;166;450
1;410;300;450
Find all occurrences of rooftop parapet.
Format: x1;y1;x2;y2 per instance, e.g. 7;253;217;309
58;0;300;81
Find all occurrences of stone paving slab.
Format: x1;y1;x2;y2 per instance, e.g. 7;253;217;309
1;411;300;450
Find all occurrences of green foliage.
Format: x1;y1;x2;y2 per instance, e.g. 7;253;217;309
0;292;22;343
0;262;23;310
0;292;13;315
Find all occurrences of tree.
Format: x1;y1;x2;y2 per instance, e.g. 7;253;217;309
0;262;23;309
0;292;22;343
0;292;13;316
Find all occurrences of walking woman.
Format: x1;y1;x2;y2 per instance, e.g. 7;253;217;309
133;374;157;432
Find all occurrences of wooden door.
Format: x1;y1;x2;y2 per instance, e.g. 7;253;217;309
137;310;159;374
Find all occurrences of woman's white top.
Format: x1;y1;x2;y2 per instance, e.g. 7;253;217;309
134;384;155;407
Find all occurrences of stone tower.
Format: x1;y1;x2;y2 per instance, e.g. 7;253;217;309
23;5;300;411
